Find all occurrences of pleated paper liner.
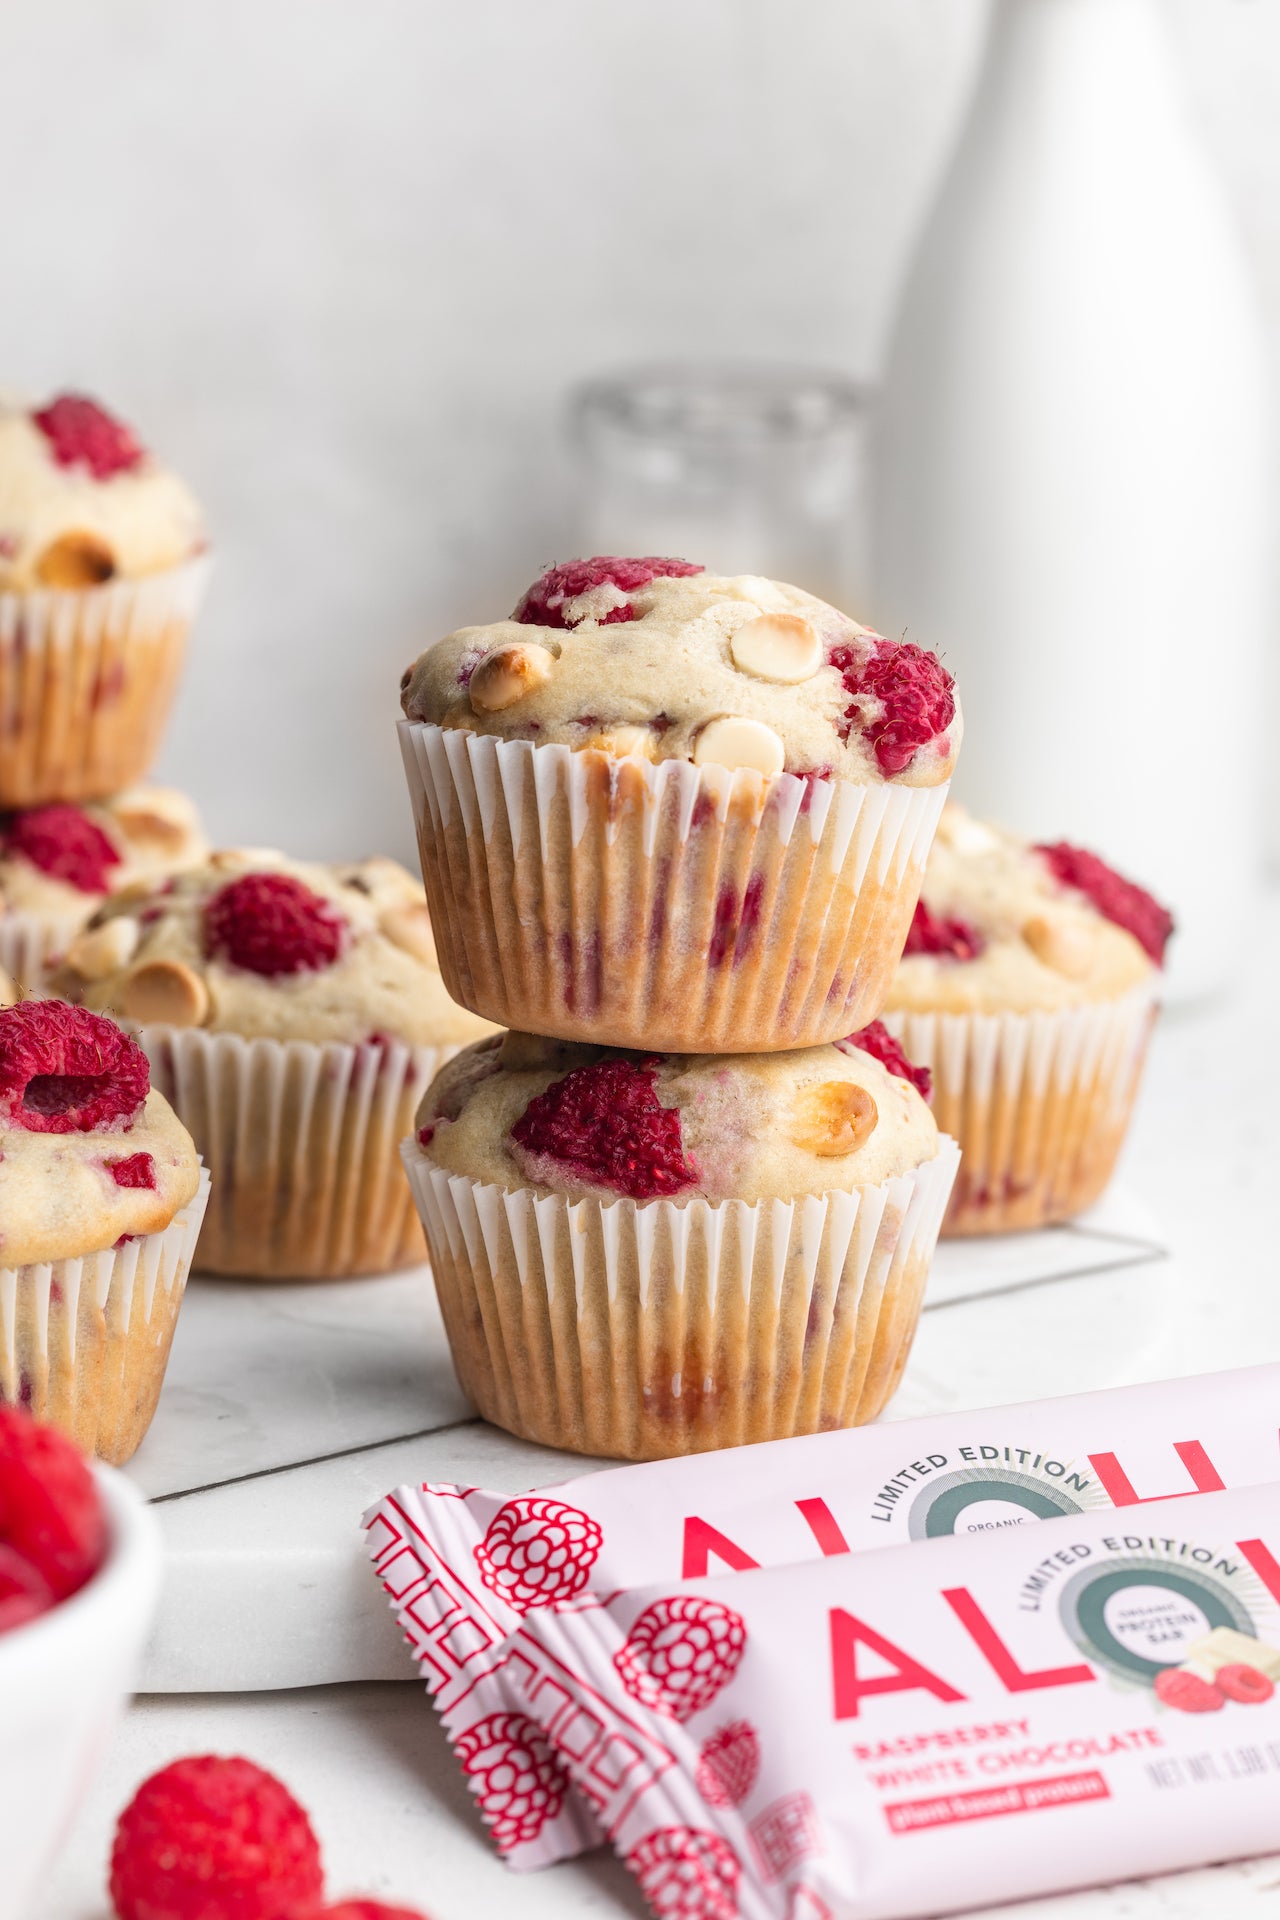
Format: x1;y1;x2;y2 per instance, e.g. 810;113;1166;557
0;911;84;995
143;1028;464;1279
399;720;948;1052
402;1137;960;1461
0;553;210;807
0;1167;210;1465
881;979;1158;1235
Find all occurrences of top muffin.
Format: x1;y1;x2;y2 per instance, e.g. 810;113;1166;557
53;849;496;1049
884;807;1174;1017
402;557;959;787
0;393;205;591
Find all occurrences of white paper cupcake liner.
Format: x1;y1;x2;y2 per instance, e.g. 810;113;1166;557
881;979;1158;1235
0;553;210;807
0;910;86;993
0;1166;209;1464
402;1136;960;1459
399;721;948;1053
143;1027;461;1280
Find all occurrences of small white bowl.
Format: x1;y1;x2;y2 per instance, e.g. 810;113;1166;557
0;1465;161;1920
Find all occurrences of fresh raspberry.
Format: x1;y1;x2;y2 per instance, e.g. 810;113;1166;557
455;1710;567;1851
0;1542;56;1636
0;1405;106;1605
904;897;984;962
204;873;347;978
109;1756;324;1920
1154;1667;1224;1713
842;1020;933;1104
318;1907;429;1920
695;1721;760;1808
615;1595;747;1721
473;1496;604;1613
3;803;121;894
510;1055;697;1201
32;393;145;479
625;1828;741;1920
1037;842;1174;966
415;1122;436;1150
0;1000;149;1134
1216;1662;1275;1705
109;1152;157;1190
828;635;955;775
512;556;703;629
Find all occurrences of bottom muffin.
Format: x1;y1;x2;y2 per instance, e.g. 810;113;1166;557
404;1028;958;1459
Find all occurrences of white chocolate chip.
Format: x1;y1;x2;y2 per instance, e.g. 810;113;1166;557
379;902;437;966
65;917;140;980
790;1081;879;1157
1022;914;1096;980
693;716;786;778
118;959;211;1028
592;725;654;760
469;643;554;713
210;847;286;870
34;530;116;589
730;613;822;684
937;807;1000;857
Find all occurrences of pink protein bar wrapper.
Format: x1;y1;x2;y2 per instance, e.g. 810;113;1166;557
364;1362;1280;1869
507;1482;1280;1918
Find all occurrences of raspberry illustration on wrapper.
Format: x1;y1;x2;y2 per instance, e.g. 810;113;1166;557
615;1595;748;1721
454;1709;568;1850
625;1826;742;1920
695;1720;761;1808
472;1495;604;1613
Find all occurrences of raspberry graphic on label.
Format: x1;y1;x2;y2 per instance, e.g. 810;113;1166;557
513;556;704;629
1037;841;1174;966
1216;1662;1275;1705
695;1721;760;1808
455;1710;568;1850
625;1827;741;1920
472;1496;604;1613
1154;1667;1225;1713
3;804;121;894
204;872;347;977
828;635;955;775
904;897;984;962
615;1595;747;1721
841;1019;932;1104
0;1000;149;1133
32;393;145;478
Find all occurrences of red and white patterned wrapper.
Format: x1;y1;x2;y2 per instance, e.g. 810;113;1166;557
364;1360;1280;1870
509;1482;1280;1916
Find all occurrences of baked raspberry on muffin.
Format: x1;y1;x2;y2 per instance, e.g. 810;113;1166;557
880;806;1171;1235
0;1000;207;1462
404;1027;958;1458
399;558;960;1052
0;786;206;989
55;850;495;1278
0;393;209;806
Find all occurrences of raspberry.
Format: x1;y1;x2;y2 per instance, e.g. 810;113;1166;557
32;393;145;479
842;1020;932;1104
0;1541;56;1636
695;1721;760;1808
3;803;121;894
1037;842;1174;966
513;556;703;629
0;1000;149;1134
204;873;347;978
615;1595;747;1721
318;1908;428;1920
455;1710;567;1851
904;897;984;962
828;636;956;775
1154;1667;1224;1713
510;1055;697;1201
109;1152;157;1189
0;1405;106;1604
109;1756;324;1920
624;1828;741;1920
1216;1662;1275;1705
473;1496;604;1613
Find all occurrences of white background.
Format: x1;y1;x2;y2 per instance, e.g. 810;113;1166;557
3;0;1276;863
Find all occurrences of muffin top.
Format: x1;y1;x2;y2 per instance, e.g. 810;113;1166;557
0;789;207;930
0;393;205;591
884;807;1174;1017
415;1022;940;1207
401;556;959;788
53;849;497;1049
0;1001;200;1267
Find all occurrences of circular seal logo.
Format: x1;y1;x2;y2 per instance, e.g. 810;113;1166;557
908;1467;1086;1540
1059;1556;1255;1684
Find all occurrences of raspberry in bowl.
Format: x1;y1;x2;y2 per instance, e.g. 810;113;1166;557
0;1405;162;1920
403;1027;958;1458
879;805;1171;1234
0;392;209;807
53;850;496;1279
399;559;960;1052
0;999;208;1461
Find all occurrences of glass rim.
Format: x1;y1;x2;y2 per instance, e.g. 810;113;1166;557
571;362;870;445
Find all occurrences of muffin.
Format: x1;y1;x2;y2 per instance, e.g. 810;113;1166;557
403;1025;958;1459
399;556;960;1052
0;1000;208;1463
880;807;1172;1235
54;849;496;1279
0;393;209;806
0;787;206;988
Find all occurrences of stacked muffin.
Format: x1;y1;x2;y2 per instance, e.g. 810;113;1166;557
397;557;962;1459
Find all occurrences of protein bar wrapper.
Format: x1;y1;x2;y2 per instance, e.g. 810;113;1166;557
510;1482;1280;1918
365;1360;1280;1867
